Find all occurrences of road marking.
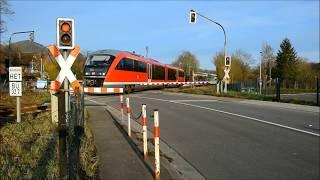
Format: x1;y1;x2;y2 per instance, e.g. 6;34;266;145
136;96;320;137
86;98;106;106
281;93;316;96
171;100;217;102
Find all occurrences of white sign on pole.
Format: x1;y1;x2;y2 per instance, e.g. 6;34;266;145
9;67;22;81
9;82;22;96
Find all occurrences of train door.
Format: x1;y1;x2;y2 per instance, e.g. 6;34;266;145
148;63;151;82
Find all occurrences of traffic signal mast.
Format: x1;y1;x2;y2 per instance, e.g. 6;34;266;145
189;9;229;93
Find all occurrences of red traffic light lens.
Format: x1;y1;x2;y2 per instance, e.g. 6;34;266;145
61;34;71;44
61;22;71;32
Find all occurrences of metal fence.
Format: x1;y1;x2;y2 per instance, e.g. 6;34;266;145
67;92;85;179
228;77;319;105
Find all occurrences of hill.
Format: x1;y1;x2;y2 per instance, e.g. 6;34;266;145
10;40;46;54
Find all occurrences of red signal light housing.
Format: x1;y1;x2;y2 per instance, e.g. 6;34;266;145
57;18;74;49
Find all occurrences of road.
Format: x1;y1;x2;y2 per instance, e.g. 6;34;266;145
86;90;320;180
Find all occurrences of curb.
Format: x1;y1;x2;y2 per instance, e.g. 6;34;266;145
105;104;206;180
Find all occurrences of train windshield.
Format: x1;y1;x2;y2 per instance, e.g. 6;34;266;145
85;55;115;66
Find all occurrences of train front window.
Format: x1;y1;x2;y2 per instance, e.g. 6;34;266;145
86;55;115;66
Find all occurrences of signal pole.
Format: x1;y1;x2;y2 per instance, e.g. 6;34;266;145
190;10;228;93
63;50;70;112
259;52;262;95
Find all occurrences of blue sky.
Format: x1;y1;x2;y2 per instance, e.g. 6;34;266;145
1;0;319;70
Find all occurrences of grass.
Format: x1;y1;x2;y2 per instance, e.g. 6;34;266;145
163;85;318;106
0;112;58;179
79;111;100;179
0;109;100;178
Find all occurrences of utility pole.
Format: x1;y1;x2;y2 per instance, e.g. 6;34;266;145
8;31;34;124
259;52;262;95
145;46;149;58
8;31;35;67
40;57;43;79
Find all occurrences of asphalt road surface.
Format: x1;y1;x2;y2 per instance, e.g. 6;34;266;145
86;90;320;180
280;93;319;104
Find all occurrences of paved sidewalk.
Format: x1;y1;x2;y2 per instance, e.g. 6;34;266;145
87;106;153;180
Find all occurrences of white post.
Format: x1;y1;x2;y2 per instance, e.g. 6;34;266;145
154;109;160;179
216;81;220;94
259;55;262;95
17;96;21;123
126;97;131;137
120;95;124;124
192;70;195;88
142;104;148;159
51;93;59;123
224;80;227;93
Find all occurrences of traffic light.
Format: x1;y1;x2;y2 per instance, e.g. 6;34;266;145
29;31;34;42
225;56;231;66
57;18;74;49
190;10;197;24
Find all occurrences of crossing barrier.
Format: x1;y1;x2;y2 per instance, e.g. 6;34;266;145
126;97;131;137
142;104;148;159
138;81;210;86
84;87;123;94
154;109;160;179
120;95;124;124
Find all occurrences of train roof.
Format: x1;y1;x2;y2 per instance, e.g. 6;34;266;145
90;49;183;71
90;49;122;57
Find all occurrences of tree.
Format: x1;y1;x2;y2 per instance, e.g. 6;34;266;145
212;51;224;80
172;51;200;79
260;42;275;84
44;52;85;81
296;57;318;89
0;0;14;33
212;50;252;82
274;38;298;87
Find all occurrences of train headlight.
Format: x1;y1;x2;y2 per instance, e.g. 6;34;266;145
102;73;105;75
85;72;89;75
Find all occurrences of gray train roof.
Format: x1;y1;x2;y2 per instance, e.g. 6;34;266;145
89;49;122;56
89;49;161;64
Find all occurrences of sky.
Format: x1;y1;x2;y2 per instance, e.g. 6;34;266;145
1;0;319;70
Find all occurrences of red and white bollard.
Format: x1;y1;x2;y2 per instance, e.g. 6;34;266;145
126;97;131;137
120;95;124;124
154;109;160;179
142;104;148;159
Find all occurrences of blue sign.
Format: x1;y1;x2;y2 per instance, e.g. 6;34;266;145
36;80;47;89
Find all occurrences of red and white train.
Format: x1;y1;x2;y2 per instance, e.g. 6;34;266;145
83;49;185;93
